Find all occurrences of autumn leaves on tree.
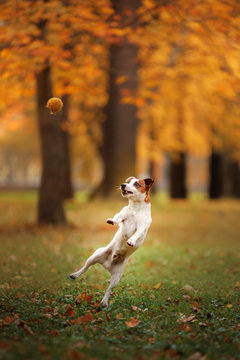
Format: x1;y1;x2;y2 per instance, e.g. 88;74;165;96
1;0;240;223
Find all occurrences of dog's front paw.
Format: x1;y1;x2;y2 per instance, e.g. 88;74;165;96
106;218;115;225
127;240;135;247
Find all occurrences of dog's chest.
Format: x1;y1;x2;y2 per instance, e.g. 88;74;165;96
121;212;138;237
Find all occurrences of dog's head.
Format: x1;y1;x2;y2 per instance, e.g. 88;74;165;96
120;177;154;203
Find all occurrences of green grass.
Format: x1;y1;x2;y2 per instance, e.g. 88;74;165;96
0;192;240;359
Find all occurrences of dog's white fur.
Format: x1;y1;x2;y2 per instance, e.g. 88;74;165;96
69;176;154;307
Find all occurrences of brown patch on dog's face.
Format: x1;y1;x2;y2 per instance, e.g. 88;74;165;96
133;178;154;203
136;179;148;193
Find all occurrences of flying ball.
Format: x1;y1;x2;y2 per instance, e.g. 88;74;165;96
46;97;63;114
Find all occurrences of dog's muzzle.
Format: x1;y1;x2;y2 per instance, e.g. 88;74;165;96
121;184;133;196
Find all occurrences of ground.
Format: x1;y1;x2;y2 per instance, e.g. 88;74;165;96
0;192;240;360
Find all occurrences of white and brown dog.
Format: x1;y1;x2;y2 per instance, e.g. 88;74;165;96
69;176;154;306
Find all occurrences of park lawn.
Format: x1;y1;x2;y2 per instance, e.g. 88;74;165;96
0;193;240;360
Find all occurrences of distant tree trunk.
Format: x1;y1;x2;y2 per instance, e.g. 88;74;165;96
60;94;73;199
94;0;140;197
170;152;187;198
222;155;240;198
36;64;66;224
169;98;187;199
208;150;223;199
230;161;240;198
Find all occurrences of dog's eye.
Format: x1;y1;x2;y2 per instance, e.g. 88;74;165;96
134;182;140;187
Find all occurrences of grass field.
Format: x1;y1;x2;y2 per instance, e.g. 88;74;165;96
0;192;240;360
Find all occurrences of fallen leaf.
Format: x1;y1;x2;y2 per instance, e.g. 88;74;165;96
183;323;191;331
125;317;140;328
178;314;196;324
130;305;142;312
116;313;123;319
76;313;93;324
182;285;195;293
198;322;207;327
64;304;75;317
191;301;201;313
187;352;206;360
235;281;240;287
0;283;10;290
76;293;93;305
153;282;162;289
3;316;12;325
53;306;59;316
148;337;155;343
14;318;34;335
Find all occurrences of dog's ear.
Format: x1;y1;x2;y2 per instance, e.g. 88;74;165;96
144;178;154;191
125;176;136;183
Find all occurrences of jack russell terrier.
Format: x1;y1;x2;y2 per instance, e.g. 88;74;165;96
69;176;154;307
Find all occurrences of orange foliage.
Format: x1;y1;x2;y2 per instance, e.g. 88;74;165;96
1;0;240;181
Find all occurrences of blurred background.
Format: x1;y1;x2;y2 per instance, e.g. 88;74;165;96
1;0;240;224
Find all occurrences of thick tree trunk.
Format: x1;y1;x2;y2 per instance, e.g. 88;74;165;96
209;150;223;199
170;152;187;199
36;65;66;224
60;94;73;199
94;0;140;196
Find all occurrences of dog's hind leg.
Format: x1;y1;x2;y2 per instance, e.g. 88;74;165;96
69;247;106;280
101;261;127;307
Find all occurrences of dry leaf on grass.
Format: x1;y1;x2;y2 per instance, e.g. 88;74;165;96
178;314;196;324
125;317;140;328
153;282;162;289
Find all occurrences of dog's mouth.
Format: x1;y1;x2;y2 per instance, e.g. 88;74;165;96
122;190;133;196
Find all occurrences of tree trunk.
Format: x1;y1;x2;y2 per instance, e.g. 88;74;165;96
169;97;187;199
222;155;240;198
94;0;141;196
170;152;187;199
230;161;240;198
36;65;66;224
209;150;223;199
60;94;73;199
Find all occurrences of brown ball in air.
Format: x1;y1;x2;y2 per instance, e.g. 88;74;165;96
46;97;63;114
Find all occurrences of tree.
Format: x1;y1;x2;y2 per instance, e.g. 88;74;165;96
0;0;110;220
95;0;141;196
208;150;223;199
36;63;66;224
136;0;240;198
60;94;73;200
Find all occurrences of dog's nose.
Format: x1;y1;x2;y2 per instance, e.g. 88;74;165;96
121;184;126;190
